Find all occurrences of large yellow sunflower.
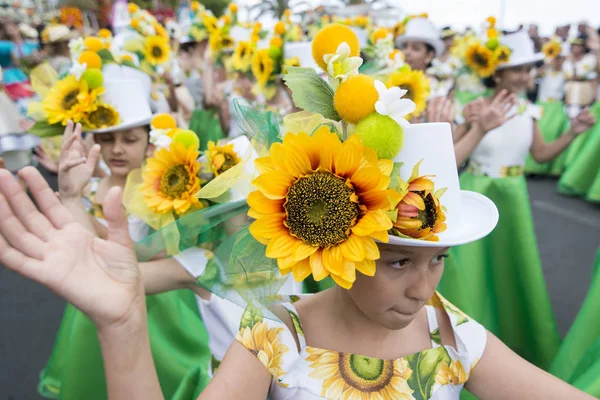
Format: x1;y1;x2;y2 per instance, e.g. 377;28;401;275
387;69;430;118
465;42;497;78
202;12;219;34
207;140;241;176
306;347;414;399
393;161;447;242
252;49;274;87
144;35;170;66
435;360;468;386
43;75;96;125
231;41;254;72
236;321;289;380
83;103;120;130
140;142;202;215
542;41;561;59
248;127;402;289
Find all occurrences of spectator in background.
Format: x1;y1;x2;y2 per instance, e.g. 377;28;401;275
529;24;543;52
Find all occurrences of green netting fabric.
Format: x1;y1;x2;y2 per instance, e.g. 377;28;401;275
232;99;282;150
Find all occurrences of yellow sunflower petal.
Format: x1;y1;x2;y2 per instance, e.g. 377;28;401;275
330;273;353;290
254;157;276;174
253;171;295;199
403;192;426;210
284;144;313;177
249;214;286;240
352;210;393;237
351;166;382;193
266;232;301;258
247;191;285;215
355;259;376;276
361;189;397;211
269;142;287;171
292;258;312;281
408;177;435;192
293;241;318;262
370;229;389;242
334;141;362;178
377;159;394;176
322;246;344;276
309;251;330;281
363;237;380;260
338;234;366;262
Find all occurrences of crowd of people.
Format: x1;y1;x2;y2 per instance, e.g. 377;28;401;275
0;2;599;399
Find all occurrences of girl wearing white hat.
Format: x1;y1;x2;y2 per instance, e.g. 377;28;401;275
441;30;595;370
36;62;213;399
0;30;597;399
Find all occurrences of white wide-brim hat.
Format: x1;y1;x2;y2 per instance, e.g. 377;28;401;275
387;123;499;247
43;24;79;43
496;31;544;70
87;65;153;134
396;17;444;57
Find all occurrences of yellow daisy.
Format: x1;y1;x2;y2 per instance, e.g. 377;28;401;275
236;321;289;380
144;35;170;66
465;42;497;78
393;161;447;242
207;140;241;176
43;75;96;125
202;13;219;34
542;41;561;59
306;347;414;399
435;360;468;385
252;49;274;87
140;142;202;215
83;103;120;130
387;69;430;118
232;41;254;72
248;128;402;289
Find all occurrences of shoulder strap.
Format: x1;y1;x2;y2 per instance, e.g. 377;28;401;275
282;302;307;351
425;305;441;348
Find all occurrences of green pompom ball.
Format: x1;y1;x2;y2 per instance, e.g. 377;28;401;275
355;114;404;160
269;46;282;59
486;37;499;50
81;68;104;89
172;130;200;150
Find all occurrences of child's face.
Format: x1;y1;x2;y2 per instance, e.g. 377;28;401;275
402;41;435;71
495;65;533;94
94;127;153;178
347;244;449;330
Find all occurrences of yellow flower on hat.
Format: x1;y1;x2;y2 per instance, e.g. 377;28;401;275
274;21;286;35
494;45;511;64
232;41;254;72
387;69;430;118
312;24;360;71
252;49;274;87
140;142;203;215
191;1;201;12
128;3;139;14
282;56;300;73
248;128;402;289
144;35;170;65
84;103;120;130
79;51;102;69
543;40;562;59
202;13;219;34
207;140;241;176
391;21;405;38
98;28;112;39
371;28;389;44
43;75;99;125
270;36;283;48
84;36;104;52
228;3;238;13
465;42;497;78
393;161;447;242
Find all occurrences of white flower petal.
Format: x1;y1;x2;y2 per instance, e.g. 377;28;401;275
336;42;350;59
374;80;387;97
390;115;411;128
375;101;389;116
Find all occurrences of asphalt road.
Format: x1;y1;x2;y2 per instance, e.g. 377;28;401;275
0;172;599;400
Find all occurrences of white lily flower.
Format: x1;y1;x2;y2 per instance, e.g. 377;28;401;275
69;61;87;81
374;80;416;128
68;38;86;60
154;135;173;150
323;42;363;83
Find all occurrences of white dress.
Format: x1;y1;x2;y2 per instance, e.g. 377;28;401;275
427;56;461;98
538;70;565;103
562;54;597;117
235;292;487;399
468;101;541;177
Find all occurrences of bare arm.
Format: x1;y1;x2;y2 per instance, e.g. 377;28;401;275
139;257;198;295
467;331;595;400
197;340;273;400
530;110;595;163
454;124;486;166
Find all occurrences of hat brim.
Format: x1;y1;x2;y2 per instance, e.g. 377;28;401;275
396;35;444;57
86;115;153;134
386;191;499;248
496;53;545;70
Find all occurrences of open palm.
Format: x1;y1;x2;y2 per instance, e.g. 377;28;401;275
58;121;100;199
0;167;143;330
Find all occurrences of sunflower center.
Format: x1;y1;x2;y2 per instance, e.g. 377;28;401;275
88;106;118;128
160;164;190;198
152;46;163;58
214;152;237;175
417;191;437;230
473;52;489;66
399;84;414;101
284;172;359;247
339;353;394;392
61;89;80;110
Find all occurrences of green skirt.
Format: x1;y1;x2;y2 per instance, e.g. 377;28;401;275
524;102;570;176
38;290;211;399
558;103;600;202
437;172;561;370
550;249;600;397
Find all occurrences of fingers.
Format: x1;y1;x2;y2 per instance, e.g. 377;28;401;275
0;232;44;285
61;157;87;170
19;167;73;229
0;157;4;169
85;144;101;171
104;186;133;249
0;191;45;260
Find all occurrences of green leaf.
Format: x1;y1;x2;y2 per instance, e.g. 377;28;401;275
28;120;65;138
430;328;442;345
445;302;470;326
239;302;264;330
406;347;452;400
121;60;138;69
389;162;408;193
283;66;340;121
287;310;304;336
434;187;448;199
97;49;116;64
